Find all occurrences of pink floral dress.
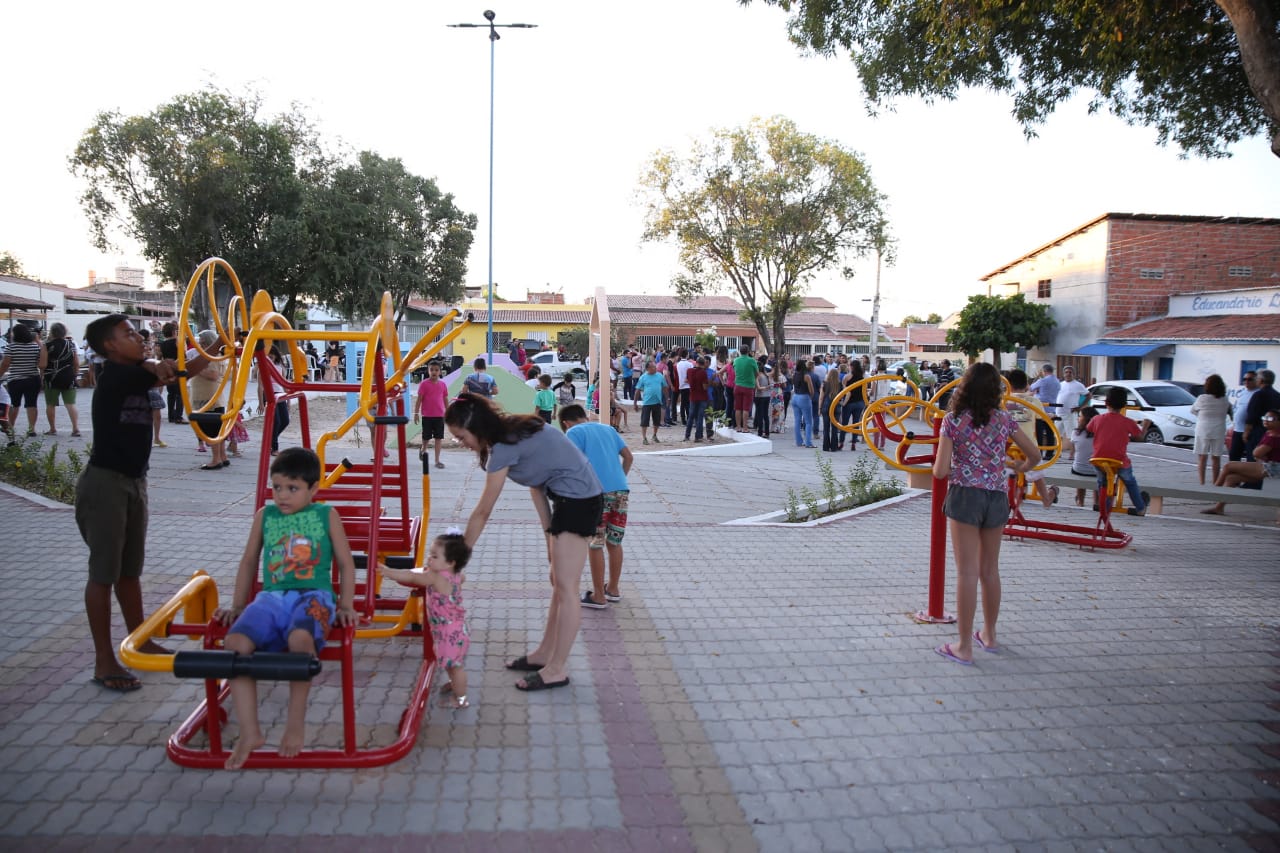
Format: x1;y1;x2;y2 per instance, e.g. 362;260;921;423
428;572;469;668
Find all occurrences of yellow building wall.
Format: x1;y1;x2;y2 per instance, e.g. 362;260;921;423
451;314;589;362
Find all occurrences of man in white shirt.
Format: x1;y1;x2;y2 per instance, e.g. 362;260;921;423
675;349;694;425
1054;365;1088;433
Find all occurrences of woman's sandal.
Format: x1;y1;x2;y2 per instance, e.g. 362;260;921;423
505;655;542;671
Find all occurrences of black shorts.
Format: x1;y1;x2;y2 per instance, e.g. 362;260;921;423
640;403;662;427
421;416;444;440
547;490;604;538
7;376;41;408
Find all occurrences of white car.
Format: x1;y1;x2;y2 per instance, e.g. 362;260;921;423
1084;380;1200;446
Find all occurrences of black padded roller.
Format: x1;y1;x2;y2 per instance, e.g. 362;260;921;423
173;650;321;681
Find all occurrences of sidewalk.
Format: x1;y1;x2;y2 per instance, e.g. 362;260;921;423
1;418;1278;851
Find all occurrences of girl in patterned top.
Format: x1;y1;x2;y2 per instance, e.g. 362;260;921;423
378;530;473;709
931;363;1040;665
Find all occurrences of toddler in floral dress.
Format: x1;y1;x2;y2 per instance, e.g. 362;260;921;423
378;529;473;708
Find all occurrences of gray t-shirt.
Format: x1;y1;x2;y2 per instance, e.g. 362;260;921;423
487;426;603;499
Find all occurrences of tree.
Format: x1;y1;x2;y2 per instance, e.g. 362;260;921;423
556;326;590;359
746;0;1280;158
640;116;887;355
946;293;1055;366
900;312;942;325
304;152;476;325
69;87;326;320
0;252;25;277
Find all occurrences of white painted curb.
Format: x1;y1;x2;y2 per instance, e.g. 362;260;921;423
722;488;927;526
642;426;773;457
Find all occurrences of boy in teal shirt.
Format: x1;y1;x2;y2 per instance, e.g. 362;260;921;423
534;373;557;423
212;447;358;769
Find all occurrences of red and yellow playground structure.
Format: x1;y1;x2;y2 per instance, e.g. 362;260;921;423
827;372;1133;624
120;258;470;769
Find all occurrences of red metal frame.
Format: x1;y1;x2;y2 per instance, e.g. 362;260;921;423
165;345;436;769
1002;471;1132;549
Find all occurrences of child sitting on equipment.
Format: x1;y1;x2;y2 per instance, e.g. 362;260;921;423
1063;406;1100;507
377;530;472;709
212;447;358;770
1005;369;1058;507
1090;386;1152;516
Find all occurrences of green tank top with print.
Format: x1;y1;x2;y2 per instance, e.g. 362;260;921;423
259;503;334;594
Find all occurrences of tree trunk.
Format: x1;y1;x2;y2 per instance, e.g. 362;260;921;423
771;318;787;360
752;318;774;358
1217;0;1280;157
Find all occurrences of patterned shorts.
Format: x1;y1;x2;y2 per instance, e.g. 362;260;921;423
589;490;629;549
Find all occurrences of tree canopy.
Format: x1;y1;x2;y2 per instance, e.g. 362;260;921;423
304;152;476;325
69;89;321;318
69;87;475;324
901;312;942;325
640;116;888;355
745;0;1280;158
946;293;1055;365
0;252;26;277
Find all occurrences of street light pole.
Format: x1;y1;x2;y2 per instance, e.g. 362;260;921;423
868;245;882;364
449;10;537;364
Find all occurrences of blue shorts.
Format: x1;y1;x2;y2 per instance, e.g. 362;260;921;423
228;589;336;652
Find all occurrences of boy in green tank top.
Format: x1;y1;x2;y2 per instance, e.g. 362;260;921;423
212;447;358;769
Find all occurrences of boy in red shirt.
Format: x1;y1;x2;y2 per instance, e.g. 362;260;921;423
1090;386;1152;516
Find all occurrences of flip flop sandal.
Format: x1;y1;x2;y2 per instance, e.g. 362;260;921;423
934;643;974;666
973;631;1001;653
92;674;142;692
516;673;570;692
505;655;542;672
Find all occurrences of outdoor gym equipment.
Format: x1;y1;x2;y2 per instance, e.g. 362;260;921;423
119;256;471;769
173;651;321;681
825;374;1096;623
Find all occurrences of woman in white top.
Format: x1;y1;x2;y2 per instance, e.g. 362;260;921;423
1190;374;1231;485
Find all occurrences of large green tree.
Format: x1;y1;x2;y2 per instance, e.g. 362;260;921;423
745;0;1280;158
305;152;476;325
69;88;325;319
947;293;1055;365
640;116;887;355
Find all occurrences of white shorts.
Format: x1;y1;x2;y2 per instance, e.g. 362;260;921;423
1193;435;1224;456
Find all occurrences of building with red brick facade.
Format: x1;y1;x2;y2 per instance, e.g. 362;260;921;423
981;213;1280;388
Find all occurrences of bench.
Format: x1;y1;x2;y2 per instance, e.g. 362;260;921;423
1040;463;1280;516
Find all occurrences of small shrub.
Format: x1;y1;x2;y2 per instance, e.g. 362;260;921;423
0;440;85;504
784;487;802;523
779;452;905;523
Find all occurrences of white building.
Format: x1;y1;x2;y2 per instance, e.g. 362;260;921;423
981;213;1280;388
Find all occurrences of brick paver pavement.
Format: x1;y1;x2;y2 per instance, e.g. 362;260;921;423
1;400;1278;851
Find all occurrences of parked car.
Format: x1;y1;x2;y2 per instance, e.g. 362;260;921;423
1170;380;1205;398
1084;379;1199;446
527;350;587;381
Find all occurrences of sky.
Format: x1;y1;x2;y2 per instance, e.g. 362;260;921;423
4;0;1279;327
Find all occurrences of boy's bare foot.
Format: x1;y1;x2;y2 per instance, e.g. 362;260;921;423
280;722;306;758
138;640;174;655
225;730;266;770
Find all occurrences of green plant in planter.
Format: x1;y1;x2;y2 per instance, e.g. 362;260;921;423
0;441;85;504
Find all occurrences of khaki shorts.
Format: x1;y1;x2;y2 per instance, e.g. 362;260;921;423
75;464;149;585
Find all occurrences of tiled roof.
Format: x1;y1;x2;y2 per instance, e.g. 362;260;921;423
407;302;589;323
906;326;949;345
800;297;837;308
786;312;872;334
595;294;745;311
1101;314;1280;342
611;310;749;327
0;292;55;310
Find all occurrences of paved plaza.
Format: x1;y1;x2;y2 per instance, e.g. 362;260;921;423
1;403;1279;851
